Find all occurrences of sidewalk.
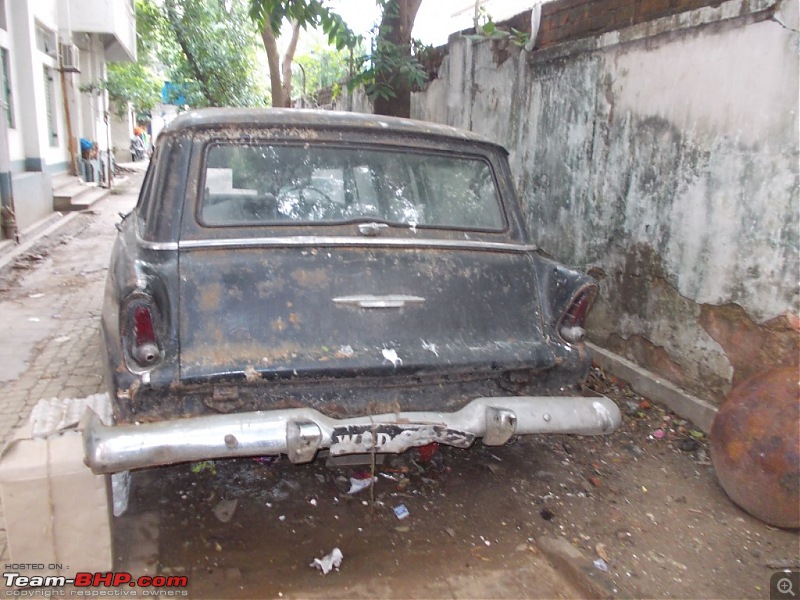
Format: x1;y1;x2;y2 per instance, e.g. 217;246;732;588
0;170;143;560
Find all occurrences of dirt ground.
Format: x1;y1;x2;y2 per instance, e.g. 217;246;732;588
115;369;799;599
0;172;796;598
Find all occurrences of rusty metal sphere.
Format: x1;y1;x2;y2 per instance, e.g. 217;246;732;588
711;367;800;529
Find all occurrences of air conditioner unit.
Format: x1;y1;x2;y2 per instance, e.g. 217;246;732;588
58;42;80;73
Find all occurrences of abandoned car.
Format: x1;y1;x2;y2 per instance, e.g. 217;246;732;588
84;108;621;474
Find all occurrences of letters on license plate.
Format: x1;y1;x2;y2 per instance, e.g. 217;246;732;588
329;423;474;455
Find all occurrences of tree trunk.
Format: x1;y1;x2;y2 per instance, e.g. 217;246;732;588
261;21;284;108
373;0;423;118
280;20;301;107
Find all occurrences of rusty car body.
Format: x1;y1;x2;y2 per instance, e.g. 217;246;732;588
85;108;620;473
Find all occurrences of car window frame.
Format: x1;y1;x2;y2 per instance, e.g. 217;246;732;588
194;140;510;234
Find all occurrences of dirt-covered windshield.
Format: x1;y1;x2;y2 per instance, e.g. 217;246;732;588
199;143;505;231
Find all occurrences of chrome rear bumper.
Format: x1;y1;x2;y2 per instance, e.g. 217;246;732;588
83;395;621;474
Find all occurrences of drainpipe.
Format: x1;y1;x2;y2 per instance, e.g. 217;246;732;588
59;65;78;176
0;96;18;243
58;0;77;176
104;90;112;188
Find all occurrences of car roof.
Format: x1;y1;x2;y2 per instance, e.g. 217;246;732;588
162;108;506;153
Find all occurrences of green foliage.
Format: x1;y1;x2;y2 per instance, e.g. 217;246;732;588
465;10;531;47
248;0;360;50
106;63;162;118
109;65;161;115
347;1;428;104
294;42;361;99
159;0;266;107
79;0;163;118
84;0;266;110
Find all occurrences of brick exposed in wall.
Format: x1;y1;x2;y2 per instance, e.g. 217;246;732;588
535;0;726;48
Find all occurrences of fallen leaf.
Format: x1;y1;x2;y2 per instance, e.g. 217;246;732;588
596;542;609;562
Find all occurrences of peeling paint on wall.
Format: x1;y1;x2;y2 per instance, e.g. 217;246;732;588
398;0;799;405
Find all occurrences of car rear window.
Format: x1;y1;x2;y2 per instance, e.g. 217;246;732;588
199;144;505;231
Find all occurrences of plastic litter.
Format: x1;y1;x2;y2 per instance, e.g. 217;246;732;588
393;504;410;520
212;499;238;523
417;442;439;463
651;429;666;440
347;476;377;495
593;558;610;572
310;548;343;575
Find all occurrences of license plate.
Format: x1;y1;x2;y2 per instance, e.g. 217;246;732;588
329;423;474;455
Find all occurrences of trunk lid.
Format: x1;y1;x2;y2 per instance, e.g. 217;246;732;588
177;245;549;381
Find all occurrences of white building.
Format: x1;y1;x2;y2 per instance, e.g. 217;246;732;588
0;0;136;239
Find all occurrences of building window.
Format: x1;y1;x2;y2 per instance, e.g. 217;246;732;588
0;47;12;128
35;23;57;57
43;66;58;146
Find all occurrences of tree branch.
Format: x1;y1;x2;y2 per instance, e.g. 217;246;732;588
260;20;284;107
164;0;216;106
281;20;301;107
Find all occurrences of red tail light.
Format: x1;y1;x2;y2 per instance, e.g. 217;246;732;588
563;292;592;328
559;287;597;344
125;298;161;367
133;304;156;345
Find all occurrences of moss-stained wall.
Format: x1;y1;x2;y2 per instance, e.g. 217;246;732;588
407;0;799;404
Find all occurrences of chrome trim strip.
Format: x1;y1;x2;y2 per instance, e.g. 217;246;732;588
133;216;535;253
134;220;179;251
141;239;179;251
333;294;425;308
177;236;535;252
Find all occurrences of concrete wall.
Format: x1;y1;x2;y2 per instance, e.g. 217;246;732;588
360;0;799;404
3;0;67;232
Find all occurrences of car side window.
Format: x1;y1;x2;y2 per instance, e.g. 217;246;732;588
135;146;158;228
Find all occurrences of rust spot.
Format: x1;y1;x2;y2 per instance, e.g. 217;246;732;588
288;312;300;325
291;268;329;289
261;343;303;364
256;281;274;298
199;283;223;312
244;365;261;382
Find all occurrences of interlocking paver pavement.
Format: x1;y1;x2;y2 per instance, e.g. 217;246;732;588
0;168;143;562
